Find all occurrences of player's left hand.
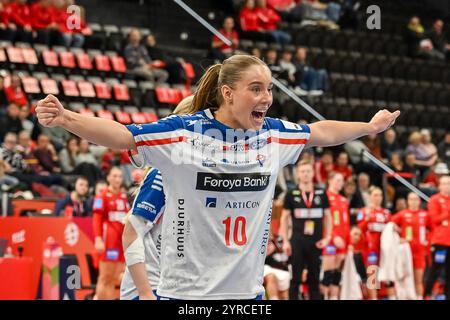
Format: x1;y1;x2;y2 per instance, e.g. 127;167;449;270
368;109;401;134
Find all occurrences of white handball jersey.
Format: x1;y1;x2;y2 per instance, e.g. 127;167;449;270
126;109;310;300
120;168;165;300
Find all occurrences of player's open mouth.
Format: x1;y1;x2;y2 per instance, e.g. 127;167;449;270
251;110;267;121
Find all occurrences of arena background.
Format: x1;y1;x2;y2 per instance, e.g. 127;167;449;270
0;0;449;300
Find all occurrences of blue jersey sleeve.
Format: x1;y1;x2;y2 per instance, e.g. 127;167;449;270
131;168;166;223
265;118;311;135
126;115;185;170
265;118;311;166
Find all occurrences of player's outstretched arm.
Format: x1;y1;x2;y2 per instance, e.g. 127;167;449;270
36;94;136;151
307;109;401;148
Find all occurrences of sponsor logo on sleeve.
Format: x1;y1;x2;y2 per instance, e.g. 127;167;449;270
280;119;301;130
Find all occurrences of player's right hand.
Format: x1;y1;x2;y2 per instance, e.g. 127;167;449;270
282;241;292;257
94;237;105;253
36;94;66;128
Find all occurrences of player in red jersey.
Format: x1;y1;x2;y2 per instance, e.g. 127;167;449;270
392;192;433;299
357;186;393;300
424;175;450;300
93;166;130;299
321;172;350;299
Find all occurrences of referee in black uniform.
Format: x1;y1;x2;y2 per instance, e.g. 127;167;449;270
280;160;332;300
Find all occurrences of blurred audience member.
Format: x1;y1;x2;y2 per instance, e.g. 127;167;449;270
251;47;262;59
0;76;8;110
31;0;61;46
55;176;92;217
124;28;168;84
314;151;334;187
420;162;449;191
255;0;291;45
381;129;401;161
357;172;371;206
420;129;439;167
144;33;186;84
362;134;381;160
19;105;34;134
426;19;450;61
33;134;61;174
438;133;450;167
76;139;98;166
279;49;297;86
58;136;79;173
405;16;444;60
239;0;272;42
265;48;282;76
0;158;19;189
406;131;437;171
55;0;87;48
293;47;329;96
39;122;72;152
4;0;33;43
267;0;302;22
4;74;27;107
0;103;23;141
334;151;353;181
211;16;240;61
403;152;422;186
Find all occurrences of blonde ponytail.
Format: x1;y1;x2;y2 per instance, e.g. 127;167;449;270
191;63;222;112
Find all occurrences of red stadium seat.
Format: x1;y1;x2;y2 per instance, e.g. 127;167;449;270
79;108;95;117
97;109;114;120
113;84;130;101
60;51;76;69
155;86;181;104
115;110;132;124
95;55;111;72
78;81;96;98
110;56;127;73
62;80;79;96
6;47;24;63
22;77;41;94
21;48;39;65
131;111;147;124
94;82;112;99
42;50;59;67
76;52;93;70
41;78;59;95
145;113;158;123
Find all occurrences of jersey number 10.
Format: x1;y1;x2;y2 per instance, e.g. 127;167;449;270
222;216;247;247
